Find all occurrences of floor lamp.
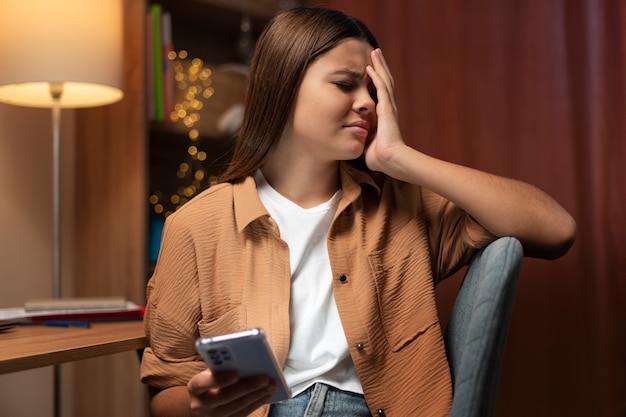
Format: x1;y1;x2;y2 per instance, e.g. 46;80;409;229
0;1;124;416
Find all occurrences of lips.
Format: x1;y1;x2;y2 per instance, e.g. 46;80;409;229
346;120;370;136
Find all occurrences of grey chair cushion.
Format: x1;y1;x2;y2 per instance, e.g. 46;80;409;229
445;237;523;417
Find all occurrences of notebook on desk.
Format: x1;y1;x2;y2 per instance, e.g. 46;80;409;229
24;296;127;311
0;297;144;324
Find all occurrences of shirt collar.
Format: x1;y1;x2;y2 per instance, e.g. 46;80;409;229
232;162;381;232
233;176;270;233
339;161;380;201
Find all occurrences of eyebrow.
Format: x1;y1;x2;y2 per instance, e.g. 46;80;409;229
330;69;365;80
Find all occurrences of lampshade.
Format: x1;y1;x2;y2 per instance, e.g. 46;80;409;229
0;0;123;108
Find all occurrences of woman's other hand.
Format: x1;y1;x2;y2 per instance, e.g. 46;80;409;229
148;370;277;417
187;370;277;417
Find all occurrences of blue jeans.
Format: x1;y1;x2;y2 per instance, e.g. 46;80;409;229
268;383;371;417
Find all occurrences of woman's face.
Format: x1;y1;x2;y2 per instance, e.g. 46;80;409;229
280;38;377;165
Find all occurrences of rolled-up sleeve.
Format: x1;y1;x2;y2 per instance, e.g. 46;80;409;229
420;188;496;281
140;213;206;388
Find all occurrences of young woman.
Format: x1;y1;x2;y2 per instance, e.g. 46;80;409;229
141;7;576;417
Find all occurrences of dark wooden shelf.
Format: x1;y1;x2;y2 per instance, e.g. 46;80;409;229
147;0;311;222
149;127;234;200
154;0;270;63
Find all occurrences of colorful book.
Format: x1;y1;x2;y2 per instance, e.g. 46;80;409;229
146;11;155;121
162;10;174;122
150;3;164;122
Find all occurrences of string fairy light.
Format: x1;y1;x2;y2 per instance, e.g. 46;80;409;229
149;50;220;217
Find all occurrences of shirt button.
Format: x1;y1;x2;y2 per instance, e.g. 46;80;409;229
356;342;364;350
377;409;385;416
339;274;347;282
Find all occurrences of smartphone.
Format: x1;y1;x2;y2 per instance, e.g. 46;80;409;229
195;328;292;404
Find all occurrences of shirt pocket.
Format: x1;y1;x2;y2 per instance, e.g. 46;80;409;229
368;243;440;352
197;305;247;338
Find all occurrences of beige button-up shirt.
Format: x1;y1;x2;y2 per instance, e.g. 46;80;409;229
141;162;494;416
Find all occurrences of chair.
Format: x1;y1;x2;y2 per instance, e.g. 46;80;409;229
444;236;523;417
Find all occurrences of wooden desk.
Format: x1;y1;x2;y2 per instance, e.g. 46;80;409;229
0;320;148;374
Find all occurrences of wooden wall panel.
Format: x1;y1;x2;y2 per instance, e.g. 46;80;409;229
72;0;147;416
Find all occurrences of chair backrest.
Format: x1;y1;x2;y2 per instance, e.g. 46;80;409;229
444;236;523;417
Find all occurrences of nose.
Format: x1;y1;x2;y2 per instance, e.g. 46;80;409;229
354;84;376;115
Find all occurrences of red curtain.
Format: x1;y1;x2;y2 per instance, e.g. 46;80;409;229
320;0;626;415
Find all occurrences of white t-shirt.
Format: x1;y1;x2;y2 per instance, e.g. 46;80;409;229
254;170;363;397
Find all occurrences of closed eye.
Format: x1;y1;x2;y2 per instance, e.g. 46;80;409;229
334;82;355;91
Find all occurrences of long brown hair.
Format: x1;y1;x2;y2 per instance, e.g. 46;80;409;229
219;7;378;183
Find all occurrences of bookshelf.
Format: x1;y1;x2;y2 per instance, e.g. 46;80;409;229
146;0;313;267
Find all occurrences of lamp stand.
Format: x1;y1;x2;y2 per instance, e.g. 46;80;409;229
50;82;64;417
51;83;62;298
